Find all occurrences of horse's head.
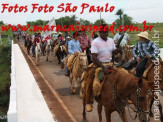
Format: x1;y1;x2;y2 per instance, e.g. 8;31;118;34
78;52;88;70
130;78;152;122
59;45;63;52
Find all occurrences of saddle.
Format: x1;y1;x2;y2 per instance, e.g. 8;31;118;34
54;44;59;54
54;44;68;54
67;54;78;71
81;63;115;97
124;59;154;78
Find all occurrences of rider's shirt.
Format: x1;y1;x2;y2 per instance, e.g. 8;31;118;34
91;37;116;62
34;36;41;46
132;40;159;59
113;33;130;46
68;39;81;54
79;35;91;51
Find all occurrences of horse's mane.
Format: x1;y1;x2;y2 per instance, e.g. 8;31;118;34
71;53;82;77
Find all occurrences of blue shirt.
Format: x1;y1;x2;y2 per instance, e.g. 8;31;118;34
132;40;159;59
68;39;81;54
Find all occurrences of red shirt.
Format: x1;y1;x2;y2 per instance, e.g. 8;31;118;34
34;36;41;46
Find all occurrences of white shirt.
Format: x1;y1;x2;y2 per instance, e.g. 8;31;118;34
91;37;116;62
113;33;130;46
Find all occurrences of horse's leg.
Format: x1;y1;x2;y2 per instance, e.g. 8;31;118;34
97;103;102;122
104;105;111;122
69;75;73;94
82;94;87;122
149;97;154;117
159;102;163;122
56;52;61;64
36;54;38;66
119;109;128;122
27;47;30;55
46;50;48;61
38;53;40;64
73;77;78;94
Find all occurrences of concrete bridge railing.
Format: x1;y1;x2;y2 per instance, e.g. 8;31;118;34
7;40;18;122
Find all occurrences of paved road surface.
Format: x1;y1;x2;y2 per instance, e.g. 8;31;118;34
19;39;163;122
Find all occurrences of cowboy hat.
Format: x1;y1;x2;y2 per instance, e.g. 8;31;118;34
66;36;70;39
58;32;62;35
137;31;150;40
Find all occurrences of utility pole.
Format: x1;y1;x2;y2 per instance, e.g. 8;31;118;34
100;11;101;24
122;14;124;27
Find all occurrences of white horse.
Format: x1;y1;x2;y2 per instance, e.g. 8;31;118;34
35;42;41;66
45;39;51;61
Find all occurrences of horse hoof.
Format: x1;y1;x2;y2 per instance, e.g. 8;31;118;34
149;112;154;117
70;91;73;95
82;119;87;122
72;89;76;94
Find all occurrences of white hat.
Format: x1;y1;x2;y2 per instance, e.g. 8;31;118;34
66;36;70;39
137;31;149;40
58;32;62;35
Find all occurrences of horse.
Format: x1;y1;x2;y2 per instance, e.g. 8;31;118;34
69;52;88;94
113;47;163;121
55;44;67;64
86;47;92;65
35;42;41;66
26;39;32;55
81;69;152;122
113;45;134;67
45;39;51;61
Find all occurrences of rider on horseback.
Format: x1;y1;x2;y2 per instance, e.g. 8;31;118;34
32;33;41;57
132;31;159;78
85;24;120;112
79;30;92;64
113;29;130;46
65;32;81;76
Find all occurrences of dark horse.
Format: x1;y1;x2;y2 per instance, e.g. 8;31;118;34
25;40;32;55
56;44;67;64
86;47;92;65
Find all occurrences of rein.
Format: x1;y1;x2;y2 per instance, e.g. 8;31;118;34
112;84;151;120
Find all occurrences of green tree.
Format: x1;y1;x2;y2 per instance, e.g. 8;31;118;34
115;14;133;27
94;19;106;25
70;15;77;24
0;21;4;25
79;18;91;26
115;9;124;24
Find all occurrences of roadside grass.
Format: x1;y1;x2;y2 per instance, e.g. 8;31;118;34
0;28;12;115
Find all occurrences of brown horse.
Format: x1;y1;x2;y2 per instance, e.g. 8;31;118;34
69;52;88;94
82;69;152;122
114;48;163;121
114;45;134;66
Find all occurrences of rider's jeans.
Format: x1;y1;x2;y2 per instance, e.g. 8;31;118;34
32;45;35;55
136;57;148;78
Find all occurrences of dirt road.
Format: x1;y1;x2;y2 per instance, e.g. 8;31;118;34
18;39;163;122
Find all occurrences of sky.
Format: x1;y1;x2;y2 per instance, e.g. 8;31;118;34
0;0;163;25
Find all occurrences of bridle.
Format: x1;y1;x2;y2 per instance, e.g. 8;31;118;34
112;84;152;120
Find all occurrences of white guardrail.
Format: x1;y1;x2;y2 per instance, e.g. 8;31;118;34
7;40;18;122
